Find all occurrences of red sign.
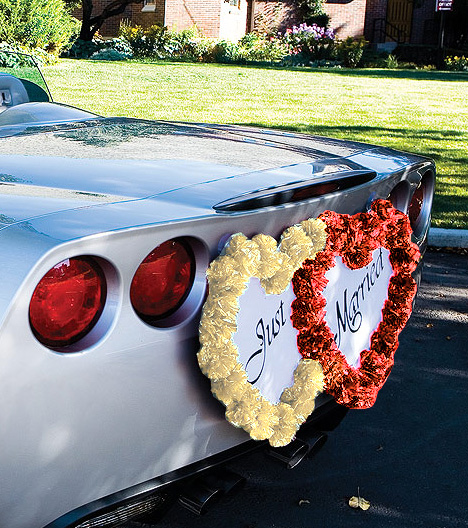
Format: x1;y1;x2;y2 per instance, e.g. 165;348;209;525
436;0;453;11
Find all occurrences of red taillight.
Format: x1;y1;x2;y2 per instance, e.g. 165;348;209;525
408;184;424;227
29;257;106;348
130;239;195;323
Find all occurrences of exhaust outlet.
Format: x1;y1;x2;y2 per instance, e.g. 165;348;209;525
178;469;245;515
267;437;310;469
178;480;222;515
203;468;246;495
303;430;328;458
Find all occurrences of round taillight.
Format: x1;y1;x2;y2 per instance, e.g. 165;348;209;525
408;172;434;238
29;257;106;348
130;239;195;323
408;184;424;227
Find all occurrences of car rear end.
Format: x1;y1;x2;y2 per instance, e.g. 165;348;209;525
0;120;435;527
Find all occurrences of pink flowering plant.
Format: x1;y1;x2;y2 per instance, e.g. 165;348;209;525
283;23;336;63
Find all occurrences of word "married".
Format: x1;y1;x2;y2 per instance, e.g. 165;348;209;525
334;248;388;347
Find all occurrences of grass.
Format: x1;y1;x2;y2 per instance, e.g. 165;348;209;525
44;59;468;229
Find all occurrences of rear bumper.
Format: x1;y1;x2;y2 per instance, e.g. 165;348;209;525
46;398;347;528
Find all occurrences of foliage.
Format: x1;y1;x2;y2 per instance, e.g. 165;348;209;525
211;40;242;63
65;38;100;58
65;37;132;59
283;23;335;64
383;54;399;69
0;0;78;54
309;59;341;68
119;23;216;61
238;33;288;62
444;55;468;71
394;44;438;66
0;41;58;64
295;0;330;27
167;27;215;62
90;48;132;61
118;24;288;64
119;22;172;58
335;37;367;68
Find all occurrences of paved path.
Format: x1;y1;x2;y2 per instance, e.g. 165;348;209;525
149;249;468;528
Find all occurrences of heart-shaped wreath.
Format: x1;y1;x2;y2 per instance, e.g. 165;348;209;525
198;200;420;445
198;219;327;447
292;200;420;409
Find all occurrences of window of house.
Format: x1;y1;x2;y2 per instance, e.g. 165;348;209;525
141;0;156;12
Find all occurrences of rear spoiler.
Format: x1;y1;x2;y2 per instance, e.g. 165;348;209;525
214;170;376;213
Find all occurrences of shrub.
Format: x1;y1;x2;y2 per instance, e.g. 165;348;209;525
211;40;242;63
119;23;214;61
393;44;438;66
166;27;214;61
119;22;172;58
296;0;330;28
0;0;78;55
66;37;133;59
283;23;335;64
0;41;57;64
309;59;341;68
238;32;288;62
445;55;468;71
90;48;132;61
335;36;367;68
383;54;399;69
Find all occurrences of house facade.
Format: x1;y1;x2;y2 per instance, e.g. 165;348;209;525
87;0;439;46
93;0;248;41
250;0;439;44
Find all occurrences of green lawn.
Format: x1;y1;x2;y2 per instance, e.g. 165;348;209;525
44;59;468;229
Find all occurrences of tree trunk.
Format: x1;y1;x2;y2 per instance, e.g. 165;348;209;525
78;0;144;41
79;0;95;40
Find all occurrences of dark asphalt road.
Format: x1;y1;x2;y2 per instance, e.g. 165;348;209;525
140;249;468;528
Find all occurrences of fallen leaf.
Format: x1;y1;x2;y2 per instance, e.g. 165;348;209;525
349;496;370;510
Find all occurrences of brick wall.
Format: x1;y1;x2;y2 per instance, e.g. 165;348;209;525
73;0;165;37
164;0;222;37
411;0;437;45
363;0;387;42
251;0;366;38
249;0;299;33
128;2;166;30
325;0;367;38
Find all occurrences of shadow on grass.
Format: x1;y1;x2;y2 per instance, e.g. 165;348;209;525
238;123;467;157
130;59;468;82
303;68;468;82
226;64;468;82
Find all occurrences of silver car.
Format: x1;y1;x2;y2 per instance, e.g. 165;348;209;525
0;51;435;528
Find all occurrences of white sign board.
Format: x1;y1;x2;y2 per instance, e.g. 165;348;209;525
322;247;393;368
233;279;300;404
436;0;453;11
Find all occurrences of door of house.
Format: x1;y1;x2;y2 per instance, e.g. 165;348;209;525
386;0;413;42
